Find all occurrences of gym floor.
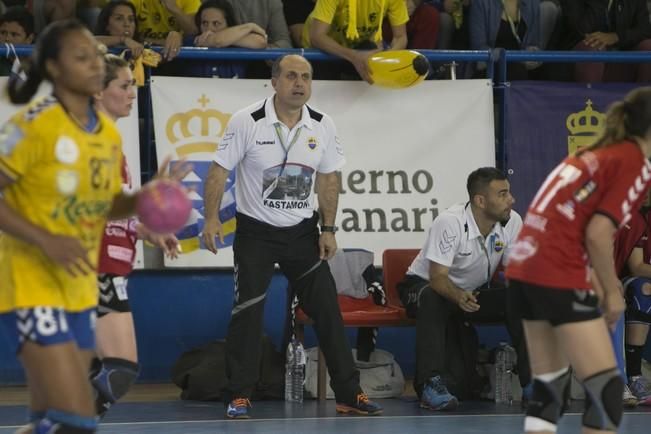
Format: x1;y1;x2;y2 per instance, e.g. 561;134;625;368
0;385;650;434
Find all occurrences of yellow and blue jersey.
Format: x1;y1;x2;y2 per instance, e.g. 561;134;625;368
0;96;123;313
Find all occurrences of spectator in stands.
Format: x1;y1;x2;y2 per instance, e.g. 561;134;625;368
94;1;143;59
2;0;27;7
426;0;472;78
185;0;266;77
0;7;34;77
129;0;201;60
78;0;108;31
383;0;440;49
226;0;292;48
193;0;267;49
558;0;651;82
27;0;77;34
303;0;409;83
469;0;541;80
282;0;315;47
538;0;560;50
397;167;530;410
0;7;34;44
429;0;469;49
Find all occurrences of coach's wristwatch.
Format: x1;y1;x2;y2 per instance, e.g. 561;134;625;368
320;225;338;233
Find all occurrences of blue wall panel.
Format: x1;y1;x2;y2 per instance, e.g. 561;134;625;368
1;270;649;386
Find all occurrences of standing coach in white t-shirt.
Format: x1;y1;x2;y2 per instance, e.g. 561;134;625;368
201;54;382;419
397;167;530;410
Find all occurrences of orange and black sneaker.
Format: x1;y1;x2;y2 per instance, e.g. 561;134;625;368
336;393;383;415
226;397;251;419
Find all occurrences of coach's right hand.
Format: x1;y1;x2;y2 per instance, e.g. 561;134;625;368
39;234;93;277
202;218;224;254
457;290;480;313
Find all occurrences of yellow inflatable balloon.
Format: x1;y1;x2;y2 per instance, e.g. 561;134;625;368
367;50;429;89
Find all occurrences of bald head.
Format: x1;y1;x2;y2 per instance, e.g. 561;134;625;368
271;54;313;111
271;54;313;78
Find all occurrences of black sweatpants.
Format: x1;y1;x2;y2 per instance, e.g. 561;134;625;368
224;212;360;404
401;276;530;395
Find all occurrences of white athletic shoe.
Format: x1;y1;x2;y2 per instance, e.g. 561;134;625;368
623;383;639;408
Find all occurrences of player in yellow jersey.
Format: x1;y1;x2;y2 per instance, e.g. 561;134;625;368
0;20;188;434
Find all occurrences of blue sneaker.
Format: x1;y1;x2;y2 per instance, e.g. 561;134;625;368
226;398;251;419
336;393;383;415
420;376;458;411
629;376;651;406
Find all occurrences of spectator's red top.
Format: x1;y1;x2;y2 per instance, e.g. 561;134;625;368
506;141;651;290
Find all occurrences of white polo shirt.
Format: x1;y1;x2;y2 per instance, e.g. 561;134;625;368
407;203;523;291
214;96;345;227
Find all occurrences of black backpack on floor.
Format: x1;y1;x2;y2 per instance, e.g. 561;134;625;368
171;335;284;401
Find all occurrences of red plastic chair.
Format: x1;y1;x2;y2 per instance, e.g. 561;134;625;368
295;248;420;401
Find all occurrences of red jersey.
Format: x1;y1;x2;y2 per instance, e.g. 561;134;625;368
506;141;651;290
614;209;648;277
98;155;138;276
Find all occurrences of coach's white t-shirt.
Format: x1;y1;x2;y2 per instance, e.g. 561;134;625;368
407;203;523;291
214;97;345;227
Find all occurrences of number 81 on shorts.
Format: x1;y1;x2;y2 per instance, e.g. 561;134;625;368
0;306;97;353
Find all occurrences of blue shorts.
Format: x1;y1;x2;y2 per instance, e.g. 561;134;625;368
0;307;96;354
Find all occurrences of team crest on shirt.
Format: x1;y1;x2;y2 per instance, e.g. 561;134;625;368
494;240;505;252
307;136;318;150
55;170;79;195
0;122;23;156
54;136;79;164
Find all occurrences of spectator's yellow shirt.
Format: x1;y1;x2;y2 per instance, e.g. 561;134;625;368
303;0;408;48
130;0;201;40
0;96;123;312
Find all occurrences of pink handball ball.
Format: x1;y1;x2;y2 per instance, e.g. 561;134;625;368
136;179;191;233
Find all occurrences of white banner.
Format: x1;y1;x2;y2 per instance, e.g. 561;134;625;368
0;79;144;268
151;77;495;267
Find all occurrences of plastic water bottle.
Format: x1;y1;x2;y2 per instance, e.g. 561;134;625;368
285;339;305;403
495;342;516;404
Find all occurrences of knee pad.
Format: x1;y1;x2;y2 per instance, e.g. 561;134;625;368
624;277;651;324
524;367;570;432
90;358;139;409
582;368;624;431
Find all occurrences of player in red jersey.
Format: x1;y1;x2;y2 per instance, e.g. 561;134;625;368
506;87;651;434
616;197;651;406
612;196;650;407
89;54;184;419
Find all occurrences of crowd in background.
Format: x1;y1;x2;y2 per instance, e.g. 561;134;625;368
1;0;650;82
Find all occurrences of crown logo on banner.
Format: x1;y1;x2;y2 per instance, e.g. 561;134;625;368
566;99;605;155
166;94;232;155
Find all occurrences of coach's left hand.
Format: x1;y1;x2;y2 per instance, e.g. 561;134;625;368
319;232;337;260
